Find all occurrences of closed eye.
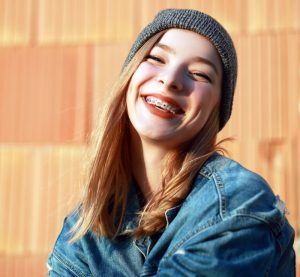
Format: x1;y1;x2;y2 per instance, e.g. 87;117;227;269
190;71;212;83
145;55;164;64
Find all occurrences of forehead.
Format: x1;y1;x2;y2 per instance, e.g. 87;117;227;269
153;29;222;69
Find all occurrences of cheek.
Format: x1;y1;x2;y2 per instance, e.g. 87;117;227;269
130;62;155;85
192;85;219;110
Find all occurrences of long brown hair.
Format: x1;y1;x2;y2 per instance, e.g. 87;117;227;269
70;30;228;242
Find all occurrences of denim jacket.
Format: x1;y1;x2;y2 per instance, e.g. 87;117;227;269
47;153;295;276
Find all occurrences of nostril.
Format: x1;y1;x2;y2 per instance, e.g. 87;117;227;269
171;82;180;90
169;80;183;92
157;70;183;91
158;78;182;91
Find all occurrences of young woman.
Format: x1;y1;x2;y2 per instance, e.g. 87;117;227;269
48;9;295;276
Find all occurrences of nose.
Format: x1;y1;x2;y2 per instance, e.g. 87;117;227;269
157;66;184;92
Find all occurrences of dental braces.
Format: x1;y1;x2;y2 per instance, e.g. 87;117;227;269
145;96;177;114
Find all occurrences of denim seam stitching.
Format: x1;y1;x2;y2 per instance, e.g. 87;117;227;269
198;168;212;179
52;250;87;277
162;213;277;261
212;172;227;219
234;211;272;225
235;209;285;235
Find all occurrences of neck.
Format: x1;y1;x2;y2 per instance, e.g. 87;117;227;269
129;128;168;201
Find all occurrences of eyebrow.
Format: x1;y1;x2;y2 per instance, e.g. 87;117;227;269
155;43;176;55
154;43;219;75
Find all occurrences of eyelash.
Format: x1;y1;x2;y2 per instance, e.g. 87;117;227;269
190;72;212;83
145;55;212;83
145;54;164;63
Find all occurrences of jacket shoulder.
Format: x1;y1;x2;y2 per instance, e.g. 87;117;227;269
157;154;295;276
197;153;281;219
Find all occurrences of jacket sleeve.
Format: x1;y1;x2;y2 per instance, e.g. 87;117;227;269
155;215;281;277
47;250;85;277
47;213;92;277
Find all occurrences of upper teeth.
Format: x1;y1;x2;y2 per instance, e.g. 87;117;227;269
145;96;178;114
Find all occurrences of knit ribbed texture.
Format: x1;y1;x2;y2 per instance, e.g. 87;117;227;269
123;9;238;130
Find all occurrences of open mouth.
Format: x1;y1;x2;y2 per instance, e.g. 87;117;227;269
143;95;185;115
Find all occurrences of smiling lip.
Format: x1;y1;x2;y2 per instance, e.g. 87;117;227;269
141;94;185;119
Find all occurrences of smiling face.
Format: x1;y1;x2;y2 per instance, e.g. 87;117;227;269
126;29;223;149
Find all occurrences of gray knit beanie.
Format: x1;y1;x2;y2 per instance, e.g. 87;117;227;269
123;9;238;130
